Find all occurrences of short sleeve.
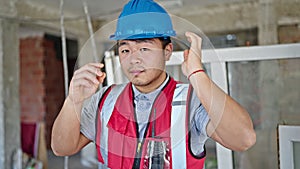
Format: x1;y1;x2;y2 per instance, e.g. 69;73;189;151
189;90;210;155
80;87;109;142
193;104;210;137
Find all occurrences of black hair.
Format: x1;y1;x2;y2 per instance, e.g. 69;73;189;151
158;37;171;49
117;36;171;50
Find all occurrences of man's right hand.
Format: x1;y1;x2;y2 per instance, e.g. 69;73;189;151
51;63;104;156
68;63;106;104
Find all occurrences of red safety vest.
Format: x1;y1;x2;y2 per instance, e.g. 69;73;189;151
95;78;206;168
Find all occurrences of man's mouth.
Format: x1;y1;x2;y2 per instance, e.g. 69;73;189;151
129;69;145;76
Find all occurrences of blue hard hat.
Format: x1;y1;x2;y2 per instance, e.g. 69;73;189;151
110;0;176;40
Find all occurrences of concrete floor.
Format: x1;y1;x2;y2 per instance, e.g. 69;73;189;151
47;150;97;169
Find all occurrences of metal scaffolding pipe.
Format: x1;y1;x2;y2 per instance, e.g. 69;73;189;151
82;0;99;62
59;0;69;168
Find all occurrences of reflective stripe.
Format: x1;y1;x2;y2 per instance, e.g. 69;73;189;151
171;84;189;169
99;84;126;166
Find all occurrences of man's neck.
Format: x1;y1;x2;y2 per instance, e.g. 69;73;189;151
134;72;168;94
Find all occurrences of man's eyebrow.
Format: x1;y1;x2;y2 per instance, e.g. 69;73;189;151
118;39;155;47
118;41;128;47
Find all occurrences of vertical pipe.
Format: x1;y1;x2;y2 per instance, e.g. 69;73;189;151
59;0;69;168
82;0;99;62
60;0;69;97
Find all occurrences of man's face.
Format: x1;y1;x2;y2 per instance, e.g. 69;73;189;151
118;38;171;91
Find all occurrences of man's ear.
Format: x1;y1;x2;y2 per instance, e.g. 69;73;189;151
164;43;173;61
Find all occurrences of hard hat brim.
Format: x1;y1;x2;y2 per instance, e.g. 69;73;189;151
109;32;176;40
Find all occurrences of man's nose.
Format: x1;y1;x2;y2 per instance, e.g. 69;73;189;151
130;48;141;64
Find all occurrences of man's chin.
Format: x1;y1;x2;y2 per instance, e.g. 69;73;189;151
130;79;143;86
130;77;148;87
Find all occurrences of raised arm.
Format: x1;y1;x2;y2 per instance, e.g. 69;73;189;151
181;32;256;151
51;63;106;156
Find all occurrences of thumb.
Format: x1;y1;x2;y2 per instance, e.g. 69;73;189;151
183;49;189;61
98;72;106;84
185;32;202;53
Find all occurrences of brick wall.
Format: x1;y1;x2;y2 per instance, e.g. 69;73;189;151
20;37;46;123
20;36;65;148
279;24;300;43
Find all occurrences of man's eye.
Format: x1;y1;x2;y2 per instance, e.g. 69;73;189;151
140;48;149;52
121;49;129;54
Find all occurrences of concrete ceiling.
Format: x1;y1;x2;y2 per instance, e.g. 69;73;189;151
26;0;252;21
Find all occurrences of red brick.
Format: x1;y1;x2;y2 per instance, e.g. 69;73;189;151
20;36;73;148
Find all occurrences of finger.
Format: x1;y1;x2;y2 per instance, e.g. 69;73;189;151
88;63;104;69
185;32;201;42
183;49;189;61
185;32;201;50
71;78;95;88
75;64;104;77
185;32;202;51
85;64;104;77
76;63;104;74
98;73;106;84
73;70;100;85
85;62;104;68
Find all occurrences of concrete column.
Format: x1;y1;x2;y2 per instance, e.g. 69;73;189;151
0;0;20;168
257;1;280;165
258;0;278;45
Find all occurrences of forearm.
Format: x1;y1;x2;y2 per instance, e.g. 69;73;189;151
182;32;255;150
51;97;84;155
189;72;256;151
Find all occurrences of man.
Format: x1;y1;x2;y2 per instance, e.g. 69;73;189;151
51;0;256;168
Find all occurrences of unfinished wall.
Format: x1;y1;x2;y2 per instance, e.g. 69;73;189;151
43;38;65;149
20;35;65;149
279;24;300;43
169;0;299;46
0;18;20;169
228;57;300;169
20;37;46;123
